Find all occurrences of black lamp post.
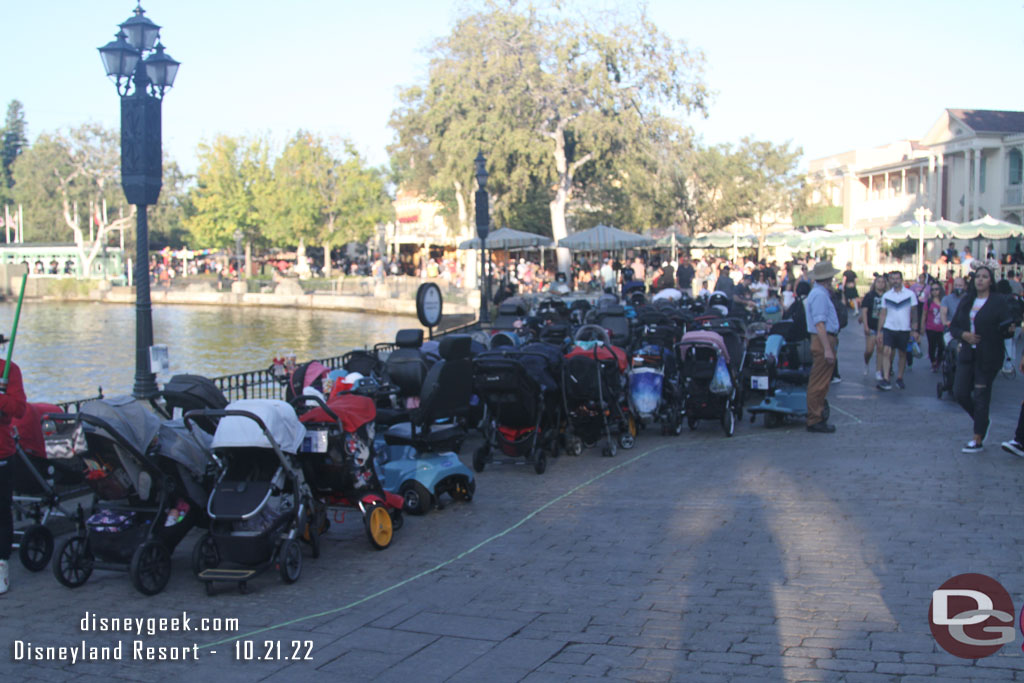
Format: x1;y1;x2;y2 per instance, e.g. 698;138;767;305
474;152;491;324
98;4;179;399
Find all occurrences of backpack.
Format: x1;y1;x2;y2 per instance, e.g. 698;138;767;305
783;297;808;341
831;290;849;329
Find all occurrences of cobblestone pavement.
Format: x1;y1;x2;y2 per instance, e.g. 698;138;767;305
5;325;1024;681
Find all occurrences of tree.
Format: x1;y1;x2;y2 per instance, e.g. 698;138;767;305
1;100;28;204
186;134;272;276
389;1;709;270
686;143;749;235
11;124;134;273
731;137;803;258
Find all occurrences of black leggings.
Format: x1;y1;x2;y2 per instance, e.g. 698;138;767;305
0;460;10;561
926;330;945;364
953;361;999;440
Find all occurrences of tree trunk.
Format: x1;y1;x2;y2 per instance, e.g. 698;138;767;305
322;239;332;279
548;126;572;276
455;179;476;288
296;237;308;277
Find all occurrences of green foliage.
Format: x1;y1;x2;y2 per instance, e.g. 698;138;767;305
148;160;193;249
388;0;709;252
792;205;843;228
186;134;272;249
1;100;28;203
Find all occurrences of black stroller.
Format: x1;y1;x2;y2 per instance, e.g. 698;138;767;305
562;326;637;457
678;329;742;437
186;398;314;594
473;342;563;474
51;396;216;595
10;402;89;571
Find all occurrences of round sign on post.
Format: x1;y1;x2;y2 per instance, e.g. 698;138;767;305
416;282;443;335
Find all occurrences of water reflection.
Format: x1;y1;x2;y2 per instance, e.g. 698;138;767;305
0;302;412;402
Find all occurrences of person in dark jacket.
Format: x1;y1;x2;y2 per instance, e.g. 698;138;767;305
949;265;1012;453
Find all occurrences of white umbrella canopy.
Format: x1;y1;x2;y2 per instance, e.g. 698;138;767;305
950;214;1024;240
458;226;554;250
557;224;654;250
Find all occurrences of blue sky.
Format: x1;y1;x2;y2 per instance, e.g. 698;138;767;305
1;0;1021;175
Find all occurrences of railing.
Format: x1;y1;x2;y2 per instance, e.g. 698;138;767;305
209;353;350;403
55;389;105;413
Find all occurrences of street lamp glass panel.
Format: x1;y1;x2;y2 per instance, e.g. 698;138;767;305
474;152;488;189
120;6;161;51
98;32;140;79
144;44;180;89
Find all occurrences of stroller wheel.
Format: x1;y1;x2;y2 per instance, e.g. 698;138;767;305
130;540;172;596
721;402;736;437
364;504;394;550
687;415;699;431
389;508;404;532
472;446;488;473
619;416;637;450
601;445;616;457
569;437;583;457
53;534;93;588
19;524;54;572
191;533;220;576
277;539;302;584
534;451;547;475
400;481;432;515
936;381;944;399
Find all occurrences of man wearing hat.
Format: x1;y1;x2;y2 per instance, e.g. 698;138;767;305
804;261;840;433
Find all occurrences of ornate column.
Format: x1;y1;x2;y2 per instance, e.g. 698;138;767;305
973;147;983;218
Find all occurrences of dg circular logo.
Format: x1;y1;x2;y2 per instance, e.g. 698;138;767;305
929;573;1015;658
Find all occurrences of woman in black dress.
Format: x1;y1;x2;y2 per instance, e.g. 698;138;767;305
949;265;1012;453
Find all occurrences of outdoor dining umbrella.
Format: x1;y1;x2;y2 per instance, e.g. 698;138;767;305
656;232;691;262
556;224;655;251
457;226;554;250
950;215;1024;240
883;220;955;241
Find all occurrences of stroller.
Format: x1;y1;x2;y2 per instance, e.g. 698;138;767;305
741;322;773;403
10;402;90;571
293;393;404;543
629;309;684;435
562;326;637;457
185;399;314;594
678;330;741;436
473;342;564;474
51;396;215;595
936;337;959;399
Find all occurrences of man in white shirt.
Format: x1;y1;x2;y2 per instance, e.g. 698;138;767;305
875;271;920;390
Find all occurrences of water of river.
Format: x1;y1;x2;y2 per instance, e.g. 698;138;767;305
0;302;414;403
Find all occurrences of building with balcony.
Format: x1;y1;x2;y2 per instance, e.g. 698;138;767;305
809;109;1024;240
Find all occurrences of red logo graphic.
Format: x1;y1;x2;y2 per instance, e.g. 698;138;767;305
929;573;1015;659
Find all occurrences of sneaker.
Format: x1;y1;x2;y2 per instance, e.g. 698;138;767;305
895;378;906;390
0;559;7;595
831;376;842;384
962;440;983;454
1001;440;1024;457
1002;358;1015;378
876;380;892;391
875;370;884;381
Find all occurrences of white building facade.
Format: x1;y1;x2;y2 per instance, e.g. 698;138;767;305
808;109;1024;262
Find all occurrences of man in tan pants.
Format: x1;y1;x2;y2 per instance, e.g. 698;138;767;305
804;261;840;433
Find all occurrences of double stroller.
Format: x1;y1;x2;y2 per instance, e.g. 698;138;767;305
10;402;89;571
562;325;637;457
186;399;314;593
51;396;216;595
473;342;563;474
678;328;742;436
294;392;404;544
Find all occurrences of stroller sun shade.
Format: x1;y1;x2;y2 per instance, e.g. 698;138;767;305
211;399;306;453
80;396;161;454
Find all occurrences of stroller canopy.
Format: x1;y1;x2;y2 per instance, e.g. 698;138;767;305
81;396;161;455
678;330;730;364
211;399;306;453
158;419;214;478
299;394;376;433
